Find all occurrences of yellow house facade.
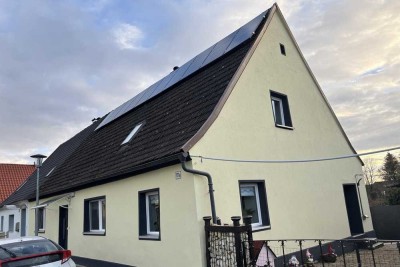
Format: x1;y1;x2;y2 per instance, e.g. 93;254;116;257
4;4;373;267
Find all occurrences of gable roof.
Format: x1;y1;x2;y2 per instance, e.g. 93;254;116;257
1;120;101;206
31;10;272;199
0;164;35;203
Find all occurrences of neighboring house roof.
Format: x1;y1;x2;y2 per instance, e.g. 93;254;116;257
1;120;101;206
0;164;35;203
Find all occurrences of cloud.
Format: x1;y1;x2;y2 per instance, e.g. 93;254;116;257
113;23;144;50
282;0;400;154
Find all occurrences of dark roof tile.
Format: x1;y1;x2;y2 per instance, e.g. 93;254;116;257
38;40;255;197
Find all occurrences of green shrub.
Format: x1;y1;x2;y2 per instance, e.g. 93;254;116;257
385;188;400;205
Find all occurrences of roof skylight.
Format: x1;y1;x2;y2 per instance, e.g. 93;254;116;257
121;123;143;145
46;167;55;177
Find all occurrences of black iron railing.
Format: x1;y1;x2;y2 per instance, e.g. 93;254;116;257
204;216;400;266
256;239;400;267
204;216;255;267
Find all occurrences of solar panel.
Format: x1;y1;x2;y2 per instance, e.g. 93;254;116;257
134;82;159;107
125;90;147;112
148;75;174;99
164;59;192;88
225;11;266;52
183;45;215;78
96;10;267;130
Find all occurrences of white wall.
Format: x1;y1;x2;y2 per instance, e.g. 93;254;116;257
0;205;29;238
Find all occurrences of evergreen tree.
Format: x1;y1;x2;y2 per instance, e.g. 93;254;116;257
380;152;400;181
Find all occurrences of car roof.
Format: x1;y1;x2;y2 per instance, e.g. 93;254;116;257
0;236;46;245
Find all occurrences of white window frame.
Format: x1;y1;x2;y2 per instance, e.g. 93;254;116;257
145;191;159;236
89;199;105;232
239;183;263;227
271;96;285;126
38;208;46;231
121;123;143;145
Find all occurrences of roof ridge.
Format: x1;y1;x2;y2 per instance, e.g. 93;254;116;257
0;163;35;167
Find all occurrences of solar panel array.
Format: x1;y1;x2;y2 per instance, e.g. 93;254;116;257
96;11;267;130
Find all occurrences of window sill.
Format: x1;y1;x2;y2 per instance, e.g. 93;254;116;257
275;124;294;130
83;231;106;236
139;234;160;241
38;229;45;233
252;225;271;233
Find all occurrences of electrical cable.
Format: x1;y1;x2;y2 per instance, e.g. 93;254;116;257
190;145;400;164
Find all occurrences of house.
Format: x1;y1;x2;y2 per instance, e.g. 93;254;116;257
0;121;99;240
1;4;373;266
0;163;35;238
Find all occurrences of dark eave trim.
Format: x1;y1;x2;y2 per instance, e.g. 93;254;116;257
29;153;182;201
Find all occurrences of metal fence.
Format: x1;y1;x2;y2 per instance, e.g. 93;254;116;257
204;216;255;267
256;239;400;267
203;216;400;266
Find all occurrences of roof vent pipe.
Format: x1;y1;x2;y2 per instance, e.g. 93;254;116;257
180;152;217;224
173;66;179;71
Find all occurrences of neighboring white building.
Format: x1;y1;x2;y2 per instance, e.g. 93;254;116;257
3;4;373;267
0;163;34;238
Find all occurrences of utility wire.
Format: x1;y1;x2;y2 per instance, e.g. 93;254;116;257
191;146;400;164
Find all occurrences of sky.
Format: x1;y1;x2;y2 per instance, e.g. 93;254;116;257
0;0;399;167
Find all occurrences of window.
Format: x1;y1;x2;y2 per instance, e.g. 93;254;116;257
8;215;14;232
46;167;55;177
270;91;292;128
121;122;143;145
38;208;45;231
139;189;160;239
84;197;106;235
280;43;286;55
1;216;3;231
239;181;270;229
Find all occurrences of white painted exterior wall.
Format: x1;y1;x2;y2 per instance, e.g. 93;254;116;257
0;204;29;239
22;8;373;267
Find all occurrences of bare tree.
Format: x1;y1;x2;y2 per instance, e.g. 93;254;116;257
363;157;378;187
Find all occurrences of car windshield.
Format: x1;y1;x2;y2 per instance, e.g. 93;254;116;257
0;239;60;260
0;245;17;259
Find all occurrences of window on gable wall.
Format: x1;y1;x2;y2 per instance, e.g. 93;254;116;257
139;189;160;240
1;216;4;231
83;197;106;235
239;181;270;229
270;91;293;128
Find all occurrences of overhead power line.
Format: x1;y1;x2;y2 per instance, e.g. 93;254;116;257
191;146;400;164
